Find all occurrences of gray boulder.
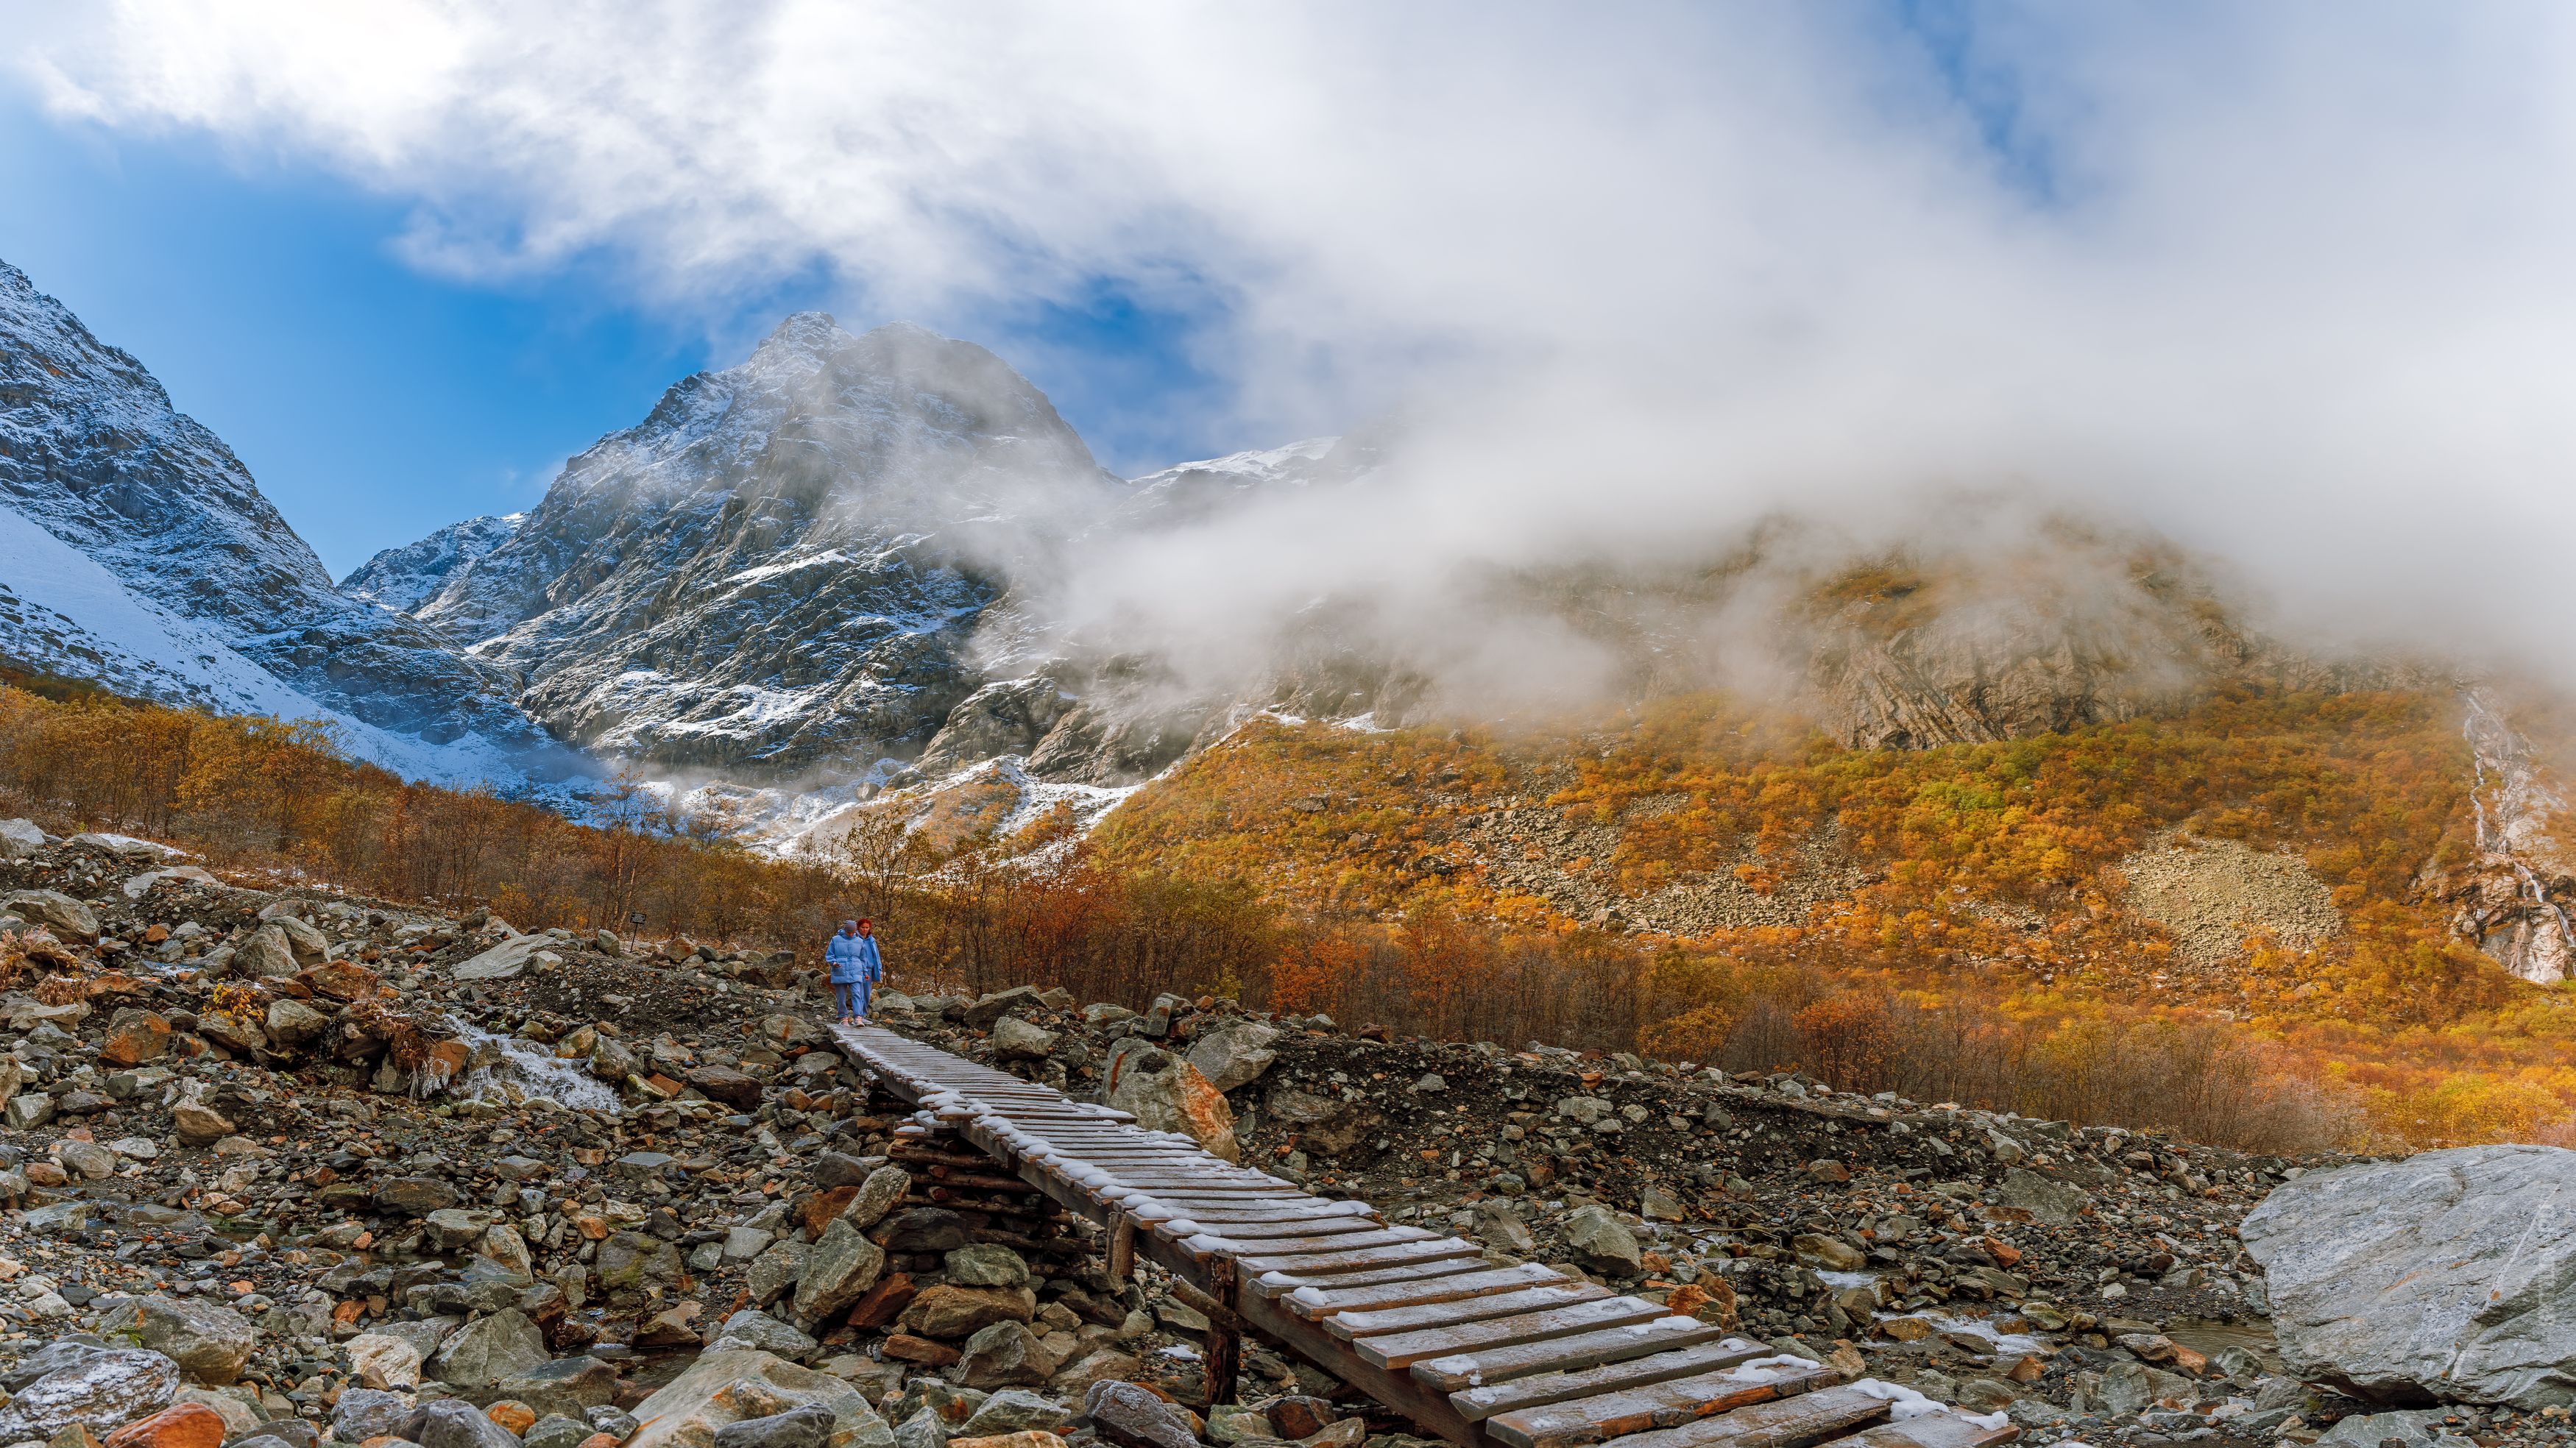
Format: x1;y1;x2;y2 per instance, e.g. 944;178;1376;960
494;1354;620;1417
2244;1145;2576;1407
713;1405;837;1448
236;923;300;977
791;1219;885;1330
333;1387;420;1441
454;933;550;982
625;1350;891;1448
989;1018;1057;1061
710;1310;819;1362
1997;1168;2090;1226
1186;1021;1281;1093
1563;1205;1643;1274
0;1347;178;1439
526;1416;598;1448
426;1307;548;1391
0;819;43;860
413;1398;524;1448
843;1166;910;1229
955;1321;1050;1389
3;890;96;942
955;1391;1069;1438
97;1294;258;1384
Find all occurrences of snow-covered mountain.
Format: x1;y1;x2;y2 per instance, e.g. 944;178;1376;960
410;314;1123;772
0;259;553;767
341;512;524;613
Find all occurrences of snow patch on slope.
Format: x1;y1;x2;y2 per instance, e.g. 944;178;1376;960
0;503;531;787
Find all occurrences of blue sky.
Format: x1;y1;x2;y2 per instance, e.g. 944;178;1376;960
0;96;1236;577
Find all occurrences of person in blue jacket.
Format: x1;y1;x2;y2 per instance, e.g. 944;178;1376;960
825;918;883;1025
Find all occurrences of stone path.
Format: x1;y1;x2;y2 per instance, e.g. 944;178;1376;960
832;1026;2019;1448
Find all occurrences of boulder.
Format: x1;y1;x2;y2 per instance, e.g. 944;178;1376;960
69;832;180;859
525;1416;596;1448
170;1101;234;1148
687;1065;765;1109
844;1166;910;1229
1262;1087;1375;1157
712;1406;838;1448
1105;1043;1239;1163
899;1284;1036;1340
955;1391;1069;1439
944;1245;1030;1290
334;1386;419;1438
100;1400;225;1448
0;1348;178;1441
1186;1021;1281;1093
375;1176;461;1216
1083;1382;1200;1448
263;998;332;1048
960;987;1043;1029
453;933;549;982
1791;1233;1865;1273
99;1010;172;1068
273;915;330;965
1565;1205;1643;1274
0;818;43;859
595;1231;684;1292
4;891;96;942
625;1351;894;1448
1997;1168;2090;1227
411;1399;523;1448
989;1018;1057;1061
955;1323;1052;1389
710;1310;820;1363
791;1219;887;1330
492;1355;620;1419
426;1308;548;1391
2243;1144;2576;1407
234;924;300;978
97;1296;257;1385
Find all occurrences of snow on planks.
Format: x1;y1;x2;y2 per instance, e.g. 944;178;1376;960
829;1023;2014;1448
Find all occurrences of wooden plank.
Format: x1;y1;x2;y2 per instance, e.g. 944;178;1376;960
1158;1217;1386;1242
1482;1361;1837;1448
1239;1236;1488;1277
1237;1280;1487;1448
1287;1262;1565;1319
1588;1385;1893;1448
1354;1296;1671;1371
1445;1340;1773;1422
1844;1415;2017;1448
1409;1325;1752;1394
1193;1227;1437;1257
1249;1255;1502;1301
1329;1282;1612;1341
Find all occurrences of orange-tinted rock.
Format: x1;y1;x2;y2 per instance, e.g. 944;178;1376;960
99;1009;173;1067
882;1333;961;1366
846;1272;916;1329
485;1403;538;1436
802;1187;859;1234
305;960;382;1002
103;1402;224;1448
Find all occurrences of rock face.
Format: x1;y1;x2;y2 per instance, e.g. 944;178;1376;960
340;513;526;614
2242;1144;2576;1407
0;258;550;764
409;316;1119;775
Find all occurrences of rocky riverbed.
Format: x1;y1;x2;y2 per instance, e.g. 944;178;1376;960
0;823;2566;1448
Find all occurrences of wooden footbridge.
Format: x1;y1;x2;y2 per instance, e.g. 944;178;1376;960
832;1024;2014;1448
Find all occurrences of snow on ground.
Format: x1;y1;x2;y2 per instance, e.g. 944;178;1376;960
0;503;533;787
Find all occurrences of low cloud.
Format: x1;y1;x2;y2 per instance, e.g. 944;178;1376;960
18;3;2576;700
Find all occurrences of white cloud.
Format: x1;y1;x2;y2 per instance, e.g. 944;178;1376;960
15;2;2576;684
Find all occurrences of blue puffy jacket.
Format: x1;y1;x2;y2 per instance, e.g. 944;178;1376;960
826;932;882;984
